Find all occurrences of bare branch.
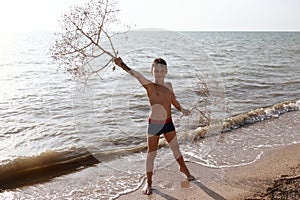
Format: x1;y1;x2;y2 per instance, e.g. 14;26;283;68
102;29;118;56
50;0;128;79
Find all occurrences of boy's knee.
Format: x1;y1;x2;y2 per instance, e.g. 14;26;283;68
146;151;157;172
169;141;180;152
169;143;182;159
172;148;182;160
147;150;157;159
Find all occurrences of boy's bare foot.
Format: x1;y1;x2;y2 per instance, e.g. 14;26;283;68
180;167;195;181
187;174;196;181
142;183;152;195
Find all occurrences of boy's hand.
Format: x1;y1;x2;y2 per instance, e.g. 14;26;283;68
113;57;132;74
180;108;191;118
114;57;123;67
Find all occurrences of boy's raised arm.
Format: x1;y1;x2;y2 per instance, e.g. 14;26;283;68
114;57;152;88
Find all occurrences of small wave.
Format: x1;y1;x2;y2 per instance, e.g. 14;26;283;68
222;99;299;132
193;99;299;137
0;142;170;191
3;126;34;135
186;151;264;169
209;53;227;58
0;148;99;191
259;64;282;68
282;80;300;86
91;139;170;163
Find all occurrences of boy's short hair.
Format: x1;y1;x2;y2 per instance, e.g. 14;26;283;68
152;58;167;66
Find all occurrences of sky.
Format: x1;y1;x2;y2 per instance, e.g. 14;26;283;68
0;0;299;32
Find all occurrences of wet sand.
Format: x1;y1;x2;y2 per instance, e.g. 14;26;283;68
118;111;300;200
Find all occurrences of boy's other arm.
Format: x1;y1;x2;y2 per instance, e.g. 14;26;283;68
168;82;191;116
114;57;152;88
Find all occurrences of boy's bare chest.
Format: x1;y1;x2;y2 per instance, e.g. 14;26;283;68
149;85;171;102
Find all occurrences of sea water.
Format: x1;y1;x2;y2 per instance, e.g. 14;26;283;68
0;31;299;199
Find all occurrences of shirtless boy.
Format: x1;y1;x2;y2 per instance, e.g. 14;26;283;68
114;57;195;195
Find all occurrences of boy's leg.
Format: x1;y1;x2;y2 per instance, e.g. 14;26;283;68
143;134;159;195
164;131;195;180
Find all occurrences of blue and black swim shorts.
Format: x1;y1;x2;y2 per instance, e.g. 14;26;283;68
148;117;175;136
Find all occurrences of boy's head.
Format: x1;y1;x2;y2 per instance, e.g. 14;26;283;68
151;58;168;80
152;58;167;67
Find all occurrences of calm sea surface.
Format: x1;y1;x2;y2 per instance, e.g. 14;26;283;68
0;31;299;199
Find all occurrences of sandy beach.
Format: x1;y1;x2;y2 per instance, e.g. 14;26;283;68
118;111;300;200
118;144;300;200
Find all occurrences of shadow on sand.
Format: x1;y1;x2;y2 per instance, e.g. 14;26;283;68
192;180;226;200
149;180;226;200
152;189;178;200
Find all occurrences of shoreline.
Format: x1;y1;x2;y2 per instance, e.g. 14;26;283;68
118;143;300;200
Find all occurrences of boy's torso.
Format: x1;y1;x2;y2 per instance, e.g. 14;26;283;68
147;83;172;120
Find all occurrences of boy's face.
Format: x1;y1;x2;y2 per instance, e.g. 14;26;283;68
152;64;167;81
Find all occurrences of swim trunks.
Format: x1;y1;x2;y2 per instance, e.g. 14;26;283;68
148;117;175;136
